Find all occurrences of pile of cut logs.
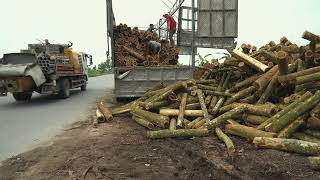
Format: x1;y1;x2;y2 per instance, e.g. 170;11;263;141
113;24;179;67
97;31;320;169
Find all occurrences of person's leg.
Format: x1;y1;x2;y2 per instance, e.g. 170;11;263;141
169;28;176;46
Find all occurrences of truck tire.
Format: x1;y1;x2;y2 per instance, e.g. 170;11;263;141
80;83;87;91
13;92;32;101
59;79;70;99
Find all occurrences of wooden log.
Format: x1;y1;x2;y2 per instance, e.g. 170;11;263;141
205;95;213;105
278;66;320;83
239;95;257;104
215;128;235;156
197;84;217;91
185;103;201;110
205;106;246;129
232;49;269;72
212;71;233;114
261;50;278;64
253;137;320;155
257;72;279;104
186;117;203;129
159;109;204;117
229;74;260;92
193;115;214;129
209;73;226;110
197;89;210;122
311;103;320;117
302;31;320;43
132;108;170;128
241;114;268;125
226;124;276;141
205;90;233;97
295;81;320;92
227;119;240;125
296;71;320;85
132;115;154;130
266;91;320;133
277;115;307;138
308;157;320;170
253;65;278;94
146;129;209;139
257;91;312;130
277;51;289;76
292;132;320;144
307;116;320;130
177;93;188;127
97;102;113;121
96;109;106;123
123;46;146;61
304;129;320;139
145;100;170;110
224;86;256;105
220;103;277;117
170;118;177;130
195;79;217;85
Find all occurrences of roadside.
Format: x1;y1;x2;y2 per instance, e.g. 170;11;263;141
1;96;319;180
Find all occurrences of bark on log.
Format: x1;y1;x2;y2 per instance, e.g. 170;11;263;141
304;129;320;139
132;108;170;128
205;96;213;105
302;31;320;43
205;90;233;97
232;49;269;72
239;95;257;104
111;105;132;115
205;107;246;129
97;102;113;121
257;72;279;104
292;132;320;144
253;137;320;155
197;89;210;121
212;71;233;114
277;51;289;76
224;86;256;106
170;118;177;130
209;73;227;110
241;114;268;125
185;103;201;110
307;116;320;130
96;109;106;123
253;65;278;94
145;100;170;110
159;109;204;117
193;115;214;129
266;91;320;133
277;115;307;138
308;157;320;170
195;79;217;85
215;128;235;156
226;124;276;141
261;50;278;64
146;129;209;139
177;93;188;127
296;71;320;85
220;103;277;117
257;91;312;130
132;115;154;130
186;117;203;129
123;46;146;61
278;66;320;83
197;84;217;91
295;81;320;92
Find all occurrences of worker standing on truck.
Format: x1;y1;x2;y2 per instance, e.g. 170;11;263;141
163;13;177;46
147;24;155;32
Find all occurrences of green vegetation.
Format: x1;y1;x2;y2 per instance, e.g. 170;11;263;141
88;60;112;77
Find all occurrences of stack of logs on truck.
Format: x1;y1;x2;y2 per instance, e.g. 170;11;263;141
97;31;320;169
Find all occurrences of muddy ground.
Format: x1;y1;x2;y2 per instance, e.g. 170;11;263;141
1;98;320;180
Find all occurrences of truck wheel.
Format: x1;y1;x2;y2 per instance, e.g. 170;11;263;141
13;92;32;101
80;83;87;91
59;79;70;99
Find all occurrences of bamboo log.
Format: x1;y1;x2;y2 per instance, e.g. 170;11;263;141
226;124;276;141
97;102;113;121
296;71;320;85
205;90;233;97
253;65;278;94
292;132;320;144
302;31;320;43
177;93;188;127
159;109;204;117
224;86;256;105
232;49;269;72
229;75;260;92
278;66;320;83
123;46;146;61
266;91;320;133
146;129;209;139
96;109;106;123
132;115;154;130
197;89;210;122
170;118;177;130
215;128;235;156
277;115;307;138
308;157;320;170
253;137;320;155
205;107;246;129
132;108;170;128
257;91;312;130
277;51;289;75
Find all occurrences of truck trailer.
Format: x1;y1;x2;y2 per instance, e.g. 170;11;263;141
0;41;92;101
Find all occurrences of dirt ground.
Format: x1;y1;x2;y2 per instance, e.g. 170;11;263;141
1;98;320;180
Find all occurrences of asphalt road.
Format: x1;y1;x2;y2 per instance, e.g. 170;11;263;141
0;74;114;162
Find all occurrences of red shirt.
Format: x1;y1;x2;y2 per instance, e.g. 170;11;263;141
165;15;176;31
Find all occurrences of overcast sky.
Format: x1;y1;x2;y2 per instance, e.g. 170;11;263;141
0;0;319;65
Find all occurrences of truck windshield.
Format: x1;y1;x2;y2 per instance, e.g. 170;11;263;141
2;53;37;65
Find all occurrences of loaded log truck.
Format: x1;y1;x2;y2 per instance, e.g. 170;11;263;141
0;41;93;101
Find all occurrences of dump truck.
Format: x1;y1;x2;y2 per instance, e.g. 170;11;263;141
0;41;92;101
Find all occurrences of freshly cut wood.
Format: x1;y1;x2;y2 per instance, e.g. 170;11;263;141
266;91;320;133
132;108;170;128
257;91;313;130
146;129;209;139
159;109;204;117
277;51;289;75
277;115;307;138
123;46;146;61
302;31;320;43
220;103;277;117
97;102;113;121
145;100;170;110
205;107;246;129
296;71;320;85
132;115;154;130
253;137;320;155
224;86;256;105
253;65;278;94
226;124;276;141
111;105;132;115
209;73;226;110
241;114;268;125
215;128;235;156
96;109;106;123
205;90;233;97
232;49;269;72
170;118;177;130
195;79;217;85
177;93;188;127
185;103;201;110
186;117;203;129
308;157;320;170
292;132;320;144
197;89;210;121
278;66;320;83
